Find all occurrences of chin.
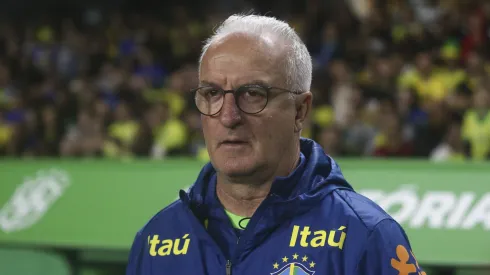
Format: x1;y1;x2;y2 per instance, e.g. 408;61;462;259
212;155;259;178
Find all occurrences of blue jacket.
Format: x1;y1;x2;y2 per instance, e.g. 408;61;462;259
126;138;425;275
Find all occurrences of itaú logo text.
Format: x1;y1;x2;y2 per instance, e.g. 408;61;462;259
0;169;71;233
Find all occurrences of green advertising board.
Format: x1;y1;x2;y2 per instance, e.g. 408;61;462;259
0;159;489;266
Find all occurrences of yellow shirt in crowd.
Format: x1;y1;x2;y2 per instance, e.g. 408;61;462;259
462;110;490;161
398;69;448;103
0;123;12;148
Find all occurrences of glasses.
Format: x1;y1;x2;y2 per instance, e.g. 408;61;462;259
192;84;302;116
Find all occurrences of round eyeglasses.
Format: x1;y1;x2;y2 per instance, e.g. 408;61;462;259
192;84;302;116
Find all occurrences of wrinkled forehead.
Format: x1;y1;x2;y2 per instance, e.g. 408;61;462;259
200;34;288;87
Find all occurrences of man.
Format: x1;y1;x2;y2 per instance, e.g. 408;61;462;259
126;14;426;275
462;87;490;160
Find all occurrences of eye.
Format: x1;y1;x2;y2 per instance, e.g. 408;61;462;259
243;86;267;98
198;87;221;99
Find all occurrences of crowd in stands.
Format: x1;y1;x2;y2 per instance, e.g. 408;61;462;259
0;0;490;162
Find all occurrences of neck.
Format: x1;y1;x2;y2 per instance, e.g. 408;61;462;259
216;183;270;217
216;142;301;217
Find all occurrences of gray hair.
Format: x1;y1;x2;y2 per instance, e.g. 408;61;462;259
199;14;312;92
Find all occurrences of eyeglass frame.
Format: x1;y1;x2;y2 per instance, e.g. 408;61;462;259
191;83;304;116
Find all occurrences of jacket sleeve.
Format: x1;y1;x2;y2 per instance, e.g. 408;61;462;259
356;219;426;275
126;231;145;275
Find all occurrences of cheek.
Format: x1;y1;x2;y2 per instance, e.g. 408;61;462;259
201;117;213;139
258;111;295;144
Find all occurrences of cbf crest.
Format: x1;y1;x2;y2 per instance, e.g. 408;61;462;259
271;253;315;275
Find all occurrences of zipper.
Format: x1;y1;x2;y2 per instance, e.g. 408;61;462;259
226;260;232;275
234;195;276;256
180;195;234;275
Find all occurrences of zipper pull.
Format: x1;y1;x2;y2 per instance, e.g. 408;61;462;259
226;260;232;275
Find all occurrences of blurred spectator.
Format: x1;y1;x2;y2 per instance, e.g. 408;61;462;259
358;54;397;101
465;51;488;92
329;60;358;128
131;103;160;157
397;88;428;127
150;102;188;159
183;110;209;161
398;51;447;107
134;47;167;88
412;102;449;157
342;107;377;156
313;23;340;70
460;6;488;63
462;86;490;160
39;104;63;155
430;122;465;162
371;112;414;157
0;109;13;154
13;110;42;156
60;109;103;157
438;40;466;94
319;124;343;157
104;101;139;157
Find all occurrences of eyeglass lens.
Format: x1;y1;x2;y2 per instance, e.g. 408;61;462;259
195;85;268;115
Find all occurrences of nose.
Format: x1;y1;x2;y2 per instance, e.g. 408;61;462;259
219;93;243;128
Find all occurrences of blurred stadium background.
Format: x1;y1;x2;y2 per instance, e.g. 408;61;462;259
0;0;489;274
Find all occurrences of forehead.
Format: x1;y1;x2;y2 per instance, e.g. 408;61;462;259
200;34;287;87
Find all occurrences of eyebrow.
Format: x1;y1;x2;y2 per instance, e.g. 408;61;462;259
199;80;220;87
245;80;271;87
199;80;272;89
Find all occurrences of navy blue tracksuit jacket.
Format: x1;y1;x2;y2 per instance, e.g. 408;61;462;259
126;138;425;275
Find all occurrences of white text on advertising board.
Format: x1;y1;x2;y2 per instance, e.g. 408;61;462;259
0;169;71;233
360;185;490;230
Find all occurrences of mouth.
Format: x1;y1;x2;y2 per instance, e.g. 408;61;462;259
219;140;249;147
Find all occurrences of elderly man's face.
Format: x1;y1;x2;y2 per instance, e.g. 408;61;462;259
199;34;304;178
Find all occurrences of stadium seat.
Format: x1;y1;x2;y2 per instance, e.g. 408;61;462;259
0;248;71;275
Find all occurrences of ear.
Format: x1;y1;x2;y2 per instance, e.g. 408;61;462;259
294;91;313;133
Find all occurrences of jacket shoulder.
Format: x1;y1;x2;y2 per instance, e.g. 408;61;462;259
134;199;188;237
126;199;190;275
332;188;394;230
